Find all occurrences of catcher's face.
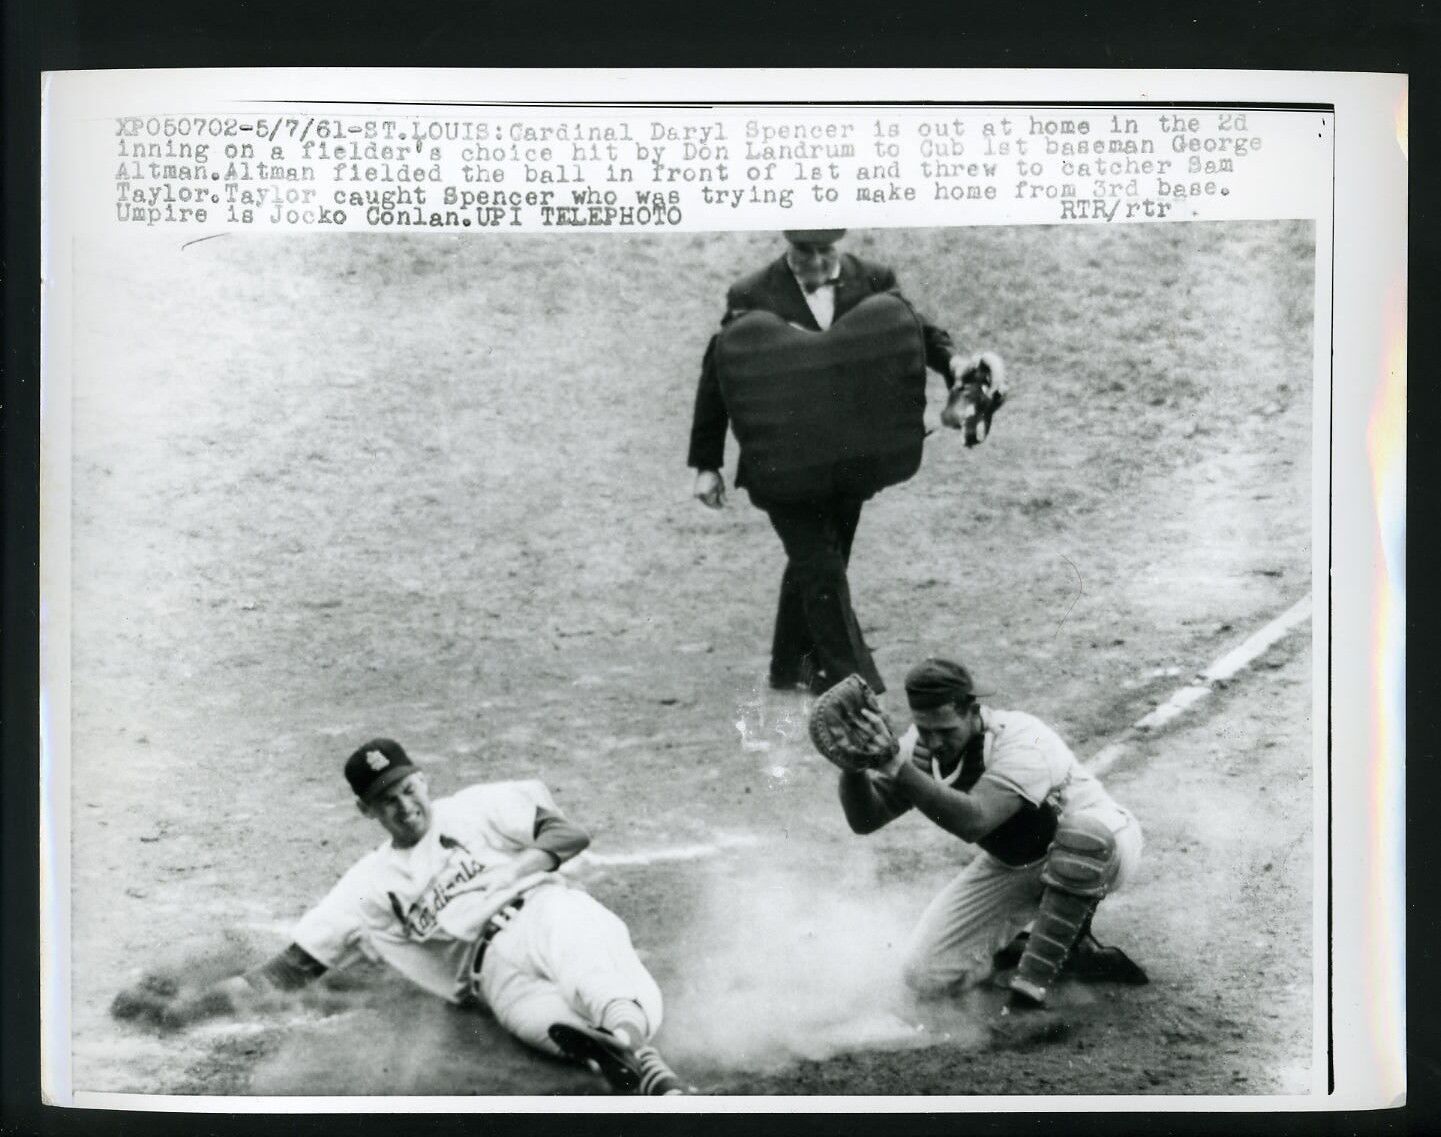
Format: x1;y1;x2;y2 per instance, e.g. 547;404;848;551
361;771;433;848
913;703;980;765
786;240;841;290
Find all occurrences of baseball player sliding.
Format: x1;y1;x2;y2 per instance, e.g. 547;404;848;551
111;739;689;1096
810;658;1148;1037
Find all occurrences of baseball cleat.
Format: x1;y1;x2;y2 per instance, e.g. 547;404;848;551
1068;936;1150;985
993;931;1150;987
549;1023;642;1093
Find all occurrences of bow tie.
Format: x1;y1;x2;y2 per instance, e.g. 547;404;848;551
804;279;837;295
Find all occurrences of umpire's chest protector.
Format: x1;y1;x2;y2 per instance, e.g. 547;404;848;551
714;292;928;503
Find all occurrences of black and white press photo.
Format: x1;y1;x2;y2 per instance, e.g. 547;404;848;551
38;71;1405;1111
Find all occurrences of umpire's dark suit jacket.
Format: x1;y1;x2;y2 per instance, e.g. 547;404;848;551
686;252;960;495
686;250;963;693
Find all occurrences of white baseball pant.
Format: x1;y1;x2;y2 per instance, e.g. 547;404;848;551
901;804;1142;995
476;886;664;1055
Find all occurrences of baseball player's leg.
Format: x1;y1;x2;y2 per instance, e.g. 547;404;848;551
902;854;1045;996
992;809;1147;986
481;959;662;1091
524;888;664;1033
478;945;585;1049
1110;807;1143;888
477;935;586;1057
509;888;686;1095
1009;805;1141;1007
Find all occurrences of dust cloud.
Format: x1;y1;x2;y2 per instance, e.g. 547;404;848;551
659;850;989;1071
116;863;993;1092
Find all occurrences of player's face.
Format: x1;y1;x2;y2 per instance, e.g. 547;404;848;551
786;240;841;290
914;704;979;765
362;772;433;848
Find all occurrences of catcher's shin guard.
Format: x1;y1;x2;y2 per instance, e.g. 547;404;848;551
1010;814;1119;1007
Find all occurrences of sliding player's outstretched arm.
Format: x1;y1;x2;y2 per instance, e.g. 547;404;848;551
110;942;328;1031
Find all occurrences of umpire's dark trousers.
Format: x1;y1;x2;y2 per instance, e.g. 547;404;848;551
758;495;885;694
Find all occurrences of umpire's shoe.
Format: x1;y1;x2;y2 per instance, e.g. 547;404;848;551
548;1023;688;1095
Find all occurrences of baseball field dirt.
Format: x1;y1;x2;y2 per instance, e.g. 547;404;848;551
63;221;1316;1099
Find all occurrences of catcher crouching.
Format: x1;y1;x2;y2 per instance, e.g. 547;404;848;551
110;739;690;1096
810;660;1147;1034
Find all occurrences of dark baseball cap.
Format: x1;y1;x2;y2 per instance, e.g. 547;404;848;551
904;658;981;711
344;738;418;803
783;229;847;245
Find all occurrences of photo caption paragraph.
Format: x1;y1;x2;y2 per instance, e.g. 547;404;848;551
105;105;1328;232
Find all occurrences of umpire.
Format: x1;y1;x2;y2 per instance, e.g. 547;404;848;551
688;229;975;695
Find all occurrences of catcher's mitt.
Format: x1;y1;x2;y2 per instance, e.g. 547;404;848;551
941;352;1008;446
808;675;899;772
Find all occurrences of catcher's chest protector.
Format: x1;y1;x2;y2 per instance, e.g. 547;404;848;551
978;804;1060;867
954;743;1060;867
714;292;928;502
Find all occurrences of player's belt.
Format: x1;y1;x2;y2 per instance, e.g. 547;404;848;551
466;896;527;982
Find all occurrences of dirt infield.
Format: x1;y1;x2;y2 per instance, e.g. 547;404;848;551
64;222;1315;1097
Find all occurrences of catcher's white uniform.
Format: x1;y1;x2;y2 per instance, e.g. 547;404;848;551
292;780;662;1054
884;708;1142;994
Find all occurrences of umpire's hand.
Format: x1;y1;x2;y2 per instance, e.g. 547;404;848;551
693;469;726;509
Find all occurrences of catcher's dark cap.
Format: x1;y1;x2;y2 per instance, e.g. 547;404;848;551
904;658;980;711
783;229;847;245
344;738;418;803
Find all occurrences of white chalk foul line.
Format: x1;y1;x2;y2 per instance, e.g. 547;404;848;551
1087;593;1311;778
579;833;763;868
1201;594;1313;683
193;1010;361;1040
1131;684;1212;732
